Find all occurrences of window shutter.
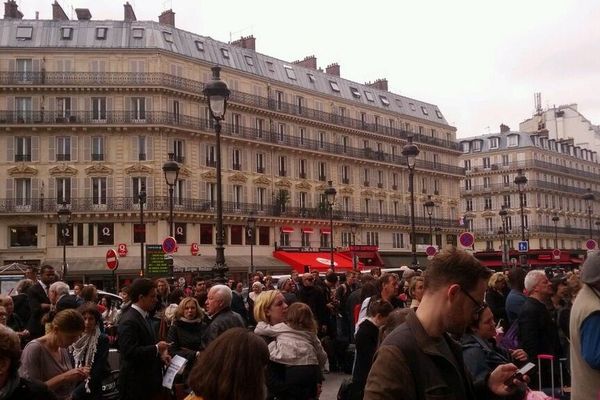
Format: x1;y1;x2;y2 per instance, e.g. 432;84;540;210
71;135;78;161
242;185;248;203
146;136;153;161
48;136;55;162
107;176;114;198
8;59;15;73
199;181;206;201
130;136;138;161
107;97;113;122
83;135;91;161
84;177;91;198
32;59;40;72
6;179;13;201
265;152;271;174
6;137;13;162
31;136;39;161
71;177;78;199
71;96;78;113
186;180;192;201
48;177;55;199
32;178;39;200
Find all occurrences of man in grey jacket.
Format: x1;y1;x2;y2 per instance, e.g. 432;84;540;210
201;284;245;348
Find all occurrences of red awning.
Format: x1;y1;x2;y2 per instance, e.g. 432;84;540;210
571;258;583;264
320;227;331;235
477;259;504;269
280;226;294;233
273;250;363;272
302;227;314;234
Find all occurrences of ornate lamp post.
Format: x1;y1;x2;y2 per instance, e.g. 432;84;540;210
499;206;509;268
57;201;72;279
402;135;420;269
139;190;147;276
246;213;256;276
203;66;230;283
584;188;594;240
424;195;435;246
552;213;559;249
514;169;528;267
324;181;337;271
350;222;358;270
162;153;180;278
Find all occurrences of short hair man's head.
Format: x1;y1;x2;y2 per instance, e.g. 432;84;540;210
39;265;55;285
378;273;399;300
302;273;315;287
524;270;553;300
129;278;158;312
205;285;232;316
49;281;70;305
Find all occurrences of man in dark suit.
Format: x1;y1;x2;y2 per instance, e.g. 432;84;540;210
48;281;79;312
118;278;171;400
26;265;55;339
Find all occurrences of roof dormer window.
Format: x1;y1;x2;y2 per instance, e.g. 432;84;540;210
507;134;519;147
195;40;204;51
132;28;144;39
421;106;429;115
220;48;230;59
96;27;107;40
329;81;340;92
489;137;499;149
61;27;73;40
409;103;416;111
284;65;296;80
162;31;173;43
307;73;315;83
364;91;374;102
472;140;482;152
380;96;390;106
16;26;33;40
245;55;254;66
435;109;443;119
350;87;361;98
266;61;275;72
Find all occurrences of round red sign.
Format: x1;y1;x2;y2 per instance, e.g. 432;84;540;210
459;232;475;248
106;248;119;271
162;236;177;253
425;245;437;257
586;239;597;251
552;248;561;259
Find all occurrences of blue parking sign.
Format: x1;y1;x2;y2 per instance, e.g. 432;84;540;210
518;241;529;252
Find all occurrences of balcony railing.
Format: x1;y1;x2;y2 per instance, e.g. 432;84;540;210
466;160;600;181
14;154;31;162
473;224;590;237
0;196;462;228
0;71;461;151
0;110;465;176
461;179;600;197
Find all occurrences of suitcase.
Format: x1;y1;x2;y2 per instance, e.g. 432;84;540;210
537;354;569;399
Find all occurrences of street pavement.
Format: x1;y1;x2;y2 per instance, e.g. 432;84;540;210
321;371;349;400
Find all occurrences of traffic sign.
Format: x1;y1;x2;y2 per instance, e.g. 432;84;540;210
425;245;437;257
459;232;475;248
518;241;529;253
552;248;561;260
162;236;177;254
586;239;597;251
106;249;119;271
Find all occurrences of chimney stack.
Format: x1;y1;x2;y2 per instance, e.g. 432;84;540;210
75;8;92;20
124;2;136;22
231;35;256;50
158;9;175;27
293;55;317;70
500;123;510;133
366;78;388;92
52;1;69;21
4;0;23;19
326;63;340;77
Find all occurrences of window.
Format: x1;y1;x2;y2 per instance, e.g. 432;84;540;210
231;113;241;134
393;233;404;248
138;136;147;161
232;185;242;210
206;183;216;207
97;223;114;245
435;109;443;119
472;141;481;152
284;66;296;80
409;103;417;111
364;91;374;102
421;106;429;115
465;199;473;212
16;58;32;82
245;55;254;66
503;195;511;208
464;160;471;170
366;231;379;246
307;73;315;83
232;149;241;170
256;187;266;211
276;91;284;110
172;140;185;163
502;154;509;166
61;27;73;40
175;180;185;206
266;61;275;72
483;177;491;188
342;165;350;183
172;100;180;123
92;177;107;205
10;226;37;247
15;97;32;122
278;156;287;176
489;137;499;149
15;137;31;162
195;40;204;51
380;96;390;106
56;177;71;204
296;96;304;114
395;98;403;108
132;28;144;38
507;135;519;147
256;118;265;138
16;26;33;40
318;162;327;181
220;48;230;59
92;97;106;121
318;131;326;148
56;97;71;119
132;177;146;203
329;81;340;92
280;231;290;247
465;179;472;190
92;137;104;161
483;157;491;169
484;197;493;210
56;136;71;161
256;153;265;173
299;127;306;144
299;159;307;179
131;97;146;121
278;124;286;141
200;224;213;245
96;27;108;39
15;178;31;207
350;87;361;98
162;31;173;43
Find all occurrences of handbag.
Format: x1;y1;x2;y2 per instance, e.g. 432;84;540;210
337;378;354;400
100;370;120;400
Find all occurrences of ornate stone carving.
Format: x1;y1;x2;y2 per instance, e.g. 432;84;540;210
201;170;217;181
253;176;271;186
295;181;312;190
84;164;113;176
275;178;292;188
8;165;38;177
124;164;152;175
228;172;248;184
339;187;354;195
178;167;193;178
361;189;374;197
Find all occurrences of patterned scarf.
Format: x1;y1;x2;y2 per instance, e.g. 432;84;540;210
70;326;100;393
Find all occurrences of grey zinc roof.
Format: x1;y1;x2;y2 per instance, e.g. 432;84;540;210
0;19;449;126
459;131;535;152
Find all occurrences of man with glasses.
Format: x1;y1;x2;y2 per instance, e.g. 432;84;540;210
365;247;524;400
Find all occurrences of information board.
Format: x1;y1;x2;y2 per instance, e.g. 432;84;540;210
146;244;169;276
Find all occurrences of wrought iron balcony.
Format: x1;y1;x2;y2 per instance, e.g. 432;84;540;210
465;159;600;181
0;71;461;152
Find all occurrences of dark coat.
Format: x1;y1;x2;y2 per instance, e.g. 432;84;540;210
485;288;508;330
201;307;245;348
117;306;165;400
297;285;328;327
352;319;379;399
231;291;248;324
56;294;80;312
12;293;30;326
364;309;489;400
72;334;110;400
26;282;50;339
7;377;57;400
167;319;205;364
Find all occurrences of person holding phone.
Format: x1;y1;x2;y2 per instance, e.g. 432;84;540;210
461;305;528;399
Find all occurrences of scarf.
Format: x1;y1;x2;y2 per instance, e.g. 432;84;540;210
70;326;101;393
179;316;203;324
0;372;20;400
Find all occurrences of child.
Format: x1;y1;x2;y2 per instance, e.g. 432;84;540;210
254;302;327;400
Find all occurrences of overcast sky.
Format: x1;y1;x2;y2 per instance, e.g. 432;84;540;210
15;0;600;137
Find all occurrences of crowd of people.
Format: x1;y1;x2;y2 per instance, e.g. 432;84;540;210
0;249;599;399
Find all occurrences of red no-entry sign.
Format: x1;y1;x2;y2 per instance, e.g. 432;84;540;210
106;248;119;271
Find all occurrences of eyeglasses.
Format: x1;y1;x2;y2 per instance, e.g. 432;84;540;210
460;286;487;316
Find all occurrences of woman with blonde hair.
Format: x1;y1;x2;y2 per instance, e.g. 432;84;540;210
167;297;206;365
19;309;89;400
408;276;425;310
485;272;509;330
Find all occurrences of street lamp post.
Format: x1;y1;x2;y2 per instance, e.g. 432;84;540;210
57;201;72;279
552;213;559;249
402;135;420;269
247;213;256;277
424;195;434;246
324;181;337;271
350;222;358;270
203;66;230;283
139;190;147;277
499;206;508;268
514;169;528;267
163;153;180;279
584;188;594;240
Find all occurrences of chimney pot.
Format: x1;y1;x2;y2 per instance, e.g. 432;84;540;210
366;78;388;91
52;1;69;21
231;35;256;50
158;9;175;27
75;8;92;20
292;55;317;70
500;123;510;133
326;63;340;77
4;0;23;19
124;2;137;22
